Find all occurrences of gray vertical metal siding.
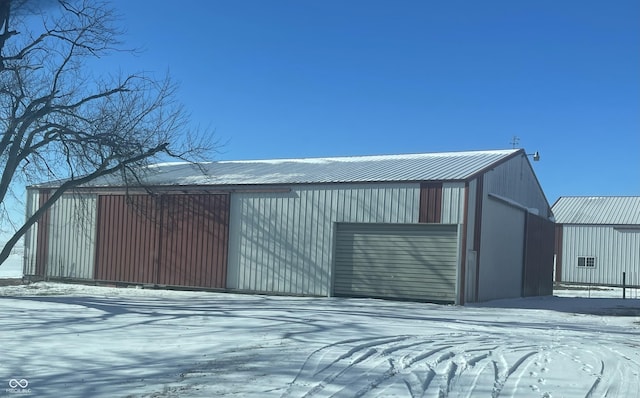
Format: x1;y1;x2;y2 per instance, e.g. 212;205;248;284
23;188;39;276
227;183;420;295
45;194;97;279
35;190;51;277
615;229;640;286
441;182;465;224
483;155;549;217
554;225;563;281
464;179;478;303
560;225;640;286
477;196;525;301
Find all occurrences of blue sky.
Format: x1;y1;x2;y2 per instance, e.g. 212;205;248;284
64;1;640;204
104;0;640;203
1;0;637;245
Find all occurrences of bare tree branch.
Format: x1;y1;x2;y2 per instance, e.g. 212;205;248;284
0;0;215;266
0;142;169;264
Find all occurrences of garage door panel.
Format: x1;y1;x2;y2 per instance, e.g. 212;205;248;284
334;223;458;302
334;279;456;291
336;248;457;257
339;238;457;247
337;285;455;301
340;234;457;242
335;276;456;287
336;264;456;275
336;255;457;264
342;264;457;273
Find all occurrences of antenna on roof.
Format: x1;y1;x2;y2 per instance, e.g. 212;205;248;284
510;136;540;161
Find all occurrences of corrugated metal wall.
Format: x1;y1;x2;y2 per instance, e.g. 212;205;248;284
35;190;51;277
95;194;229;288
477;196;525;301
464;178;478;303
227;183;421;295
24;191;97;279
23;188;40;276
522;213;555;296
560;225;640;286
158;194;229;287
554;225;563;281
419;182;465;224
441;182;466;224
484;155;549;217
614;228;640;287
95;194;161;284
45;194;97;279
36;190;50;277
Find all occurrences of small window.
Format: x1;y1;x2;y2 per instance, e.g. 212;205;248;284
577;256;596;268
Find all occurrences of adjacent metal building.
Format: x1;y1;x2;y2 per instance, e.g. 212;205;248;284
553;196;640;287
24;149;555;304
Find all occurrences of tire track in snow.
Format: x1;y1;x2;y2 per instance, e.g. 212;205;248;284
282;334;488;398
282;335;410;398
585;360;604;398
281;333;640;398
460;351;497;398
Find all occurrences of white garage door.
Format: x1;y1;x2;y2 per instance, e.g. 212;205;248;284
334;223;459;302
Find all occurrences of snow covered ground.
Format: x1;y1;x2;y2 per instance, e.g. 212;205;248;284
0;282;639;397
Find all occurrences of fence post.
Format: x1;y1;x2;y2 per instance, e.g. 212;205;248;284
622;271;626;299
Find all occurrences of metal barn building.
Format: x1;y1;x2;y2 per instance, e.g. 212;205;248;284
24;149;554;304
552;196;640;287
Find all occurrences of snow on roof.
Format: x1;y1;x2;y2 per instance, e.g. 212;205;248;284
38;149;522;188
552;196;640;225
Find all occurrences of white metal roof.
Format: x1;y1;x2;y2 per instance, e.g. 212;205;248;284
552;196;640;225
39;149;522;188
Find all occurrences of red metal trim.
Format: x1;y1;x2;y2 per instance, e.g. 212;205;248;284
419;182;443;223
